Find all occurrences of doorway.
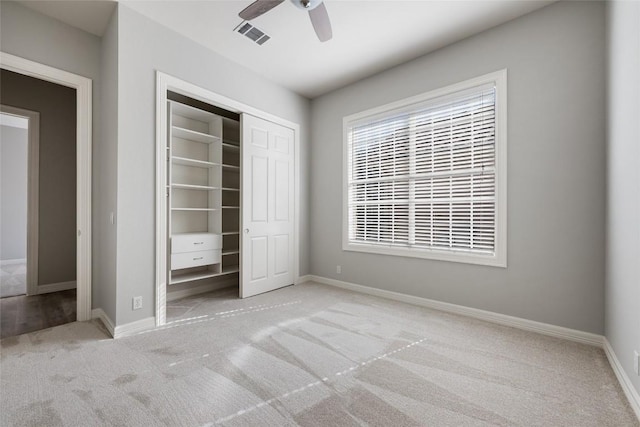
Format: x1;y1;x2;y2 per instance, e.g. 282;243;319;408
0;52;92;333
0;107;36;299
0;73;78;338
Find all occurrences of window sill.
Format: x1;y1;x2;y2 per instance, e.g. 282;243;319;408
342;242;506;268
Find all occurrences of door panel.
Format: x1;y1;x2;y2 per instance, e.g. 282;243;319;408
273;234;290;276
274;135;289;154
250;236;268;280
241;114;295;298
274;160;289;221
251;156;268;222
251;128;269;148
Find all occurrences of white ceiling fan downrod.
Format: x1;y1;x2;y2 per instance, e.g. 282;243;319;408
291;0;323;11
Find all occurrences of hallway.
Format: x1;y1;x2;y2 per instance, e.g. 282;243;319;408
0;289;76;339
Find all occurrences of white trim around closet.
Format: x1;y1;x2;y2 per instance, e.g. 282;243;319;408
155;71;301;326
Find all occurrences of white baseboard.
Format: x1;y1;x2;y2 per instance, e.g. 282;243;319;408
91;308;115;338
167;278;237;302
37;280;76;294
604;338;640;420
92;308;155;339
0;258;26;266
307;275;603;347
113;316;156;338
296;274;313;285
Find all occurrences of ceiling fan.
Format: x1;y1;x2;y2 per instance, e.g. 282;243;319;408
239;0;333;42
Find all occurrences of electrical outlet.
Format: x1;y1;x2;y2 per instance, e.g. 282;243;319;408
336;265;341;274
133;296;143;310
634;351;639;375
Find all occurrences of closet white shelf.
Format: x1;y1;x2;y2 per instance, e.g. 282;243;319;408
170;271;217;284
170;266;238;285
222;142;240;150
222;265;240;274
222;187;240;192
172;126;221;144
172;102;218;122
222;206;240;209
172;232;218;237
222;250;239;256
222;231;239;235
223;164;240;171
171;183;219;191
171;208;219;212
172;156;220;168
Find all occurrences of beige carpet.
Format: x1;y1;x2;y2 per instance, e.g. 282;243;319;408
1;282;637;426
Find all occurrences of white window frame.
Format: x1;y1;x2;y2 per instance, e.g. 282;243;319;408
342;69;507;267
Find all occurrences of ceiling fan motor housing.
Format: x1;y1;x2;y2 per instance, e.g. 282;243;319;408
291;0;323;10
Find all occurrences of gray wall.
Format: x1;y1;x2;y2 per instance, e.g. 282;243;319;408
94;8;119;323
310;1;606;334
114;5;311;325
1;70;77;286
0;125;28;260
605;0;640;395
0;1;100;81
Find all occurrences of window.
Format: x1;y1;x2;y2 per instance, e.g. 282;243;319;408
343;70;507;267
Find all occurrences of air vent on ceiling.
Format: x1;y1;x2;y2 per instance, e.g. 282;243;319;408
235;21;271;45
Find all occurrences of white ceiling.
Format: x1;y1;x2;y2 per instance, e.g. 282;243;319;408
19;0;554;98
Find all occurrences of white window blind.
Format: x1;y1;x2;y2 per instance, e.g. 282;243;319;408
345;81;502;262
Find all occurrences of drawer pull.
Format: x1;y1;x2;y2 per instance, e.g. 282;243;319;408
194;242;204;245
193;257;203;260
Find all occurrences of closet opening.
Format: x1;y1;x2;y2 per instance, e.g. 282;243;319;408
165;91;241;304
156;72;301;328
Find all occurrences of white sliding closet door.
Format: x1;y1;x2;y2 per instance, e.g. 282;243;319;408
241;114;295;298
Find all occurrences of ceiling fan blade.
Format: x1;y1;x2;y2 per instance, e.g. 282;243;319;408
308;2;332;42
239;0;285;21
